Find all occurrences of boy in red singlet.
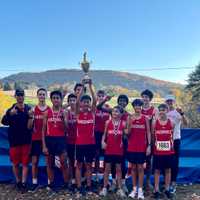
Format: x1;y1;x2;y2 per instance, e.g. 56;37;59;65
75;80;96;194
63;83;84;109
96;94;129;192
42;90;69;190
126;99;151;199
29;88;51;190
141;89;158;120
100;106;126;198
116;94;130;193
74;83;85;96
117;94;130;121
94;90;110;178
141;89;158;191
65;93;77;188
152;104;174;199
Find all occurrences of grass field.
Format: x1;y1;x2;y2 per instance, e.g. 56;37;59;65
24;96;133;112
1;90;163;120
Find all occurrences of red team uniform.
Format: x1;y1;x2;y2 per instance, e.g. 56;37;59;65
45;108;66;156
127;115;147;164
76;110;96;163
66;110;77;160
141;106;156;167
153;118;174;170
31;105;50;156
104;119;126;163
141;106;156;121
119;110;129;178
95;105;110;151
121;111;129;122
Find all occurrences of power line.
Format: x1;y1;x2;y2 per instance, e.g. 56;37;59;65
126;66;194;71
0;66;195;72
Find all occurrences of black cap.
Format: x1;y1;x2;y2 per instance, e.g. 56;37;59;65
15;89;25;96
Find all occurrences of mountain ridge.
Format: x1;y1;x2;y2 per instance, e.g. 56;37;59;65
1;69;183;96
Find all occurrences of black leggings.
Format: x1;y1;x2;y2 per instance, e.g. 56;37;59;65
171;139;181;182
111;138;127;180
111;155;127;179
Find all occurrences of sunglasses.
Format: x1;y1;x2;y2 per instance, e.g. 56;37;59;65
159;109;166;112
52;96;61;100
16;93;24;97
166;99;174;102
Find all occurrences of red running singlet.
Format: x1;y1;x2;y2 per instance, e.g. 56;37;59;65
142;106;155;120
76;111;95;145
46;108;65;137
95;104;110;133
127;115;147;153
121;111;130;122
105;119;125;156
32;105;50;141
154;118;174;155
66;110;77;144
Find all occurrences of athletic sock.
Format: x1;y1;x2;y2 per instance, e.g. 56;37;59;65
33;178;38;184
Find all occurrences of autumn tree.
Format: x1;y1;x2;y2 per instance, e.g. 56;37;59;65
0;91;15;122
184;63;200;128
3;82;12;91
186;63;200;100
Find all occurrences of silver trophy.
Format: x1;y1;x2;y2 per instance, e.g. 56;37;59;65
81;52;91;84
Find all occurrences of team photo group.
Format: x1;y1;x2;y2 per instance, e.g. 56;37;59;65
1;76;187;199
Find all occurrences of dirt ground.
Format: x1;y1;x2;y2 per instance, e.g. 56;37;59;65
0;183;200;200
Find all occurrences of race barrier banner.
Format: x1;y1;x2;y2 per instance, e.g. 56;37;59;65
0;127;200;184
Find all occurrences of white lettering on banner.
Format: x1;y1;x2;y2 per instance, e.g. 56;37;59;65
156;141;171;151
156;130;171;134
77;119;94;124
48;118;62;122
131;124;145;129
96;112;109;117
107;130;122;135
34;115;43;119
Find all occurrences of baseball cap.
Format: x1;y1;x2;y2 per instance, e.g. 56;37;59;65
165;94;175;101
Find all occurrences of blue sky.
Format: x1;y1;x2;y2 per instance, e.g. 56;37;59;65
0;0;200;83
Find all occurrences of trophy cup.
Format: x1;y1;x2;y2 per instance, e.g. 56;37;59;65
80;52;91;84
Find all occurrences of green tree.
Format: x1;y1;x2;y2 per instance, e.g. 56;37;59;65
184;63;200;127
3;82;12;91
14;81;22;90
186;63;200;100
0;81;3;90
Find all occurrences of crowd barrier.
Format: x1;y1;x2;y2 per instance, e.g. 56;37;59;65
0;127;199;184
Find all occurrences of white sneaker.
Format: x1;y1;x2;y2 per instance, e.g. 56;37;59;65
99;187;107;196
138;189;144;199
117;188;126;198
129;190;137;199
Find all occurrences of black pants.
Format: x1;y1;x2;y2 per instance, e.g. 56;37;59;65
111;155;127;179
171;139;181;182
111;137;127;180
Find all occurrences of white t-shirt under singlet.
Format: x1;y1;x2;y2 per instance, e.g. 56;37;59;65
167;109;182;140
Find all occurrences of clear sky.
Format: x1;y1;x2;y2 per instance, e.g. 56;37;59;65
0;0;200;83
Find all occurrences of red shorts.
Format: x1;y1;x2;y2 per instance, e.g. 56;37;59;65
9;144;31;165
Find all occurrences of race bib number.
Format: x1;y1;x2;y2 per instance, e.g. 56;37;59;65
156;141;171;151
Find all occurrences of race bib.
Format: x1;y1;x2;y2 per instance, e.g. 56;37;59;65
156;141;171;151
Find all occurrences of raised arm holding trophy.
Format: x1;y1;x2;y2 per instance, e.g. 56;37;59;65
80;52;92;85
